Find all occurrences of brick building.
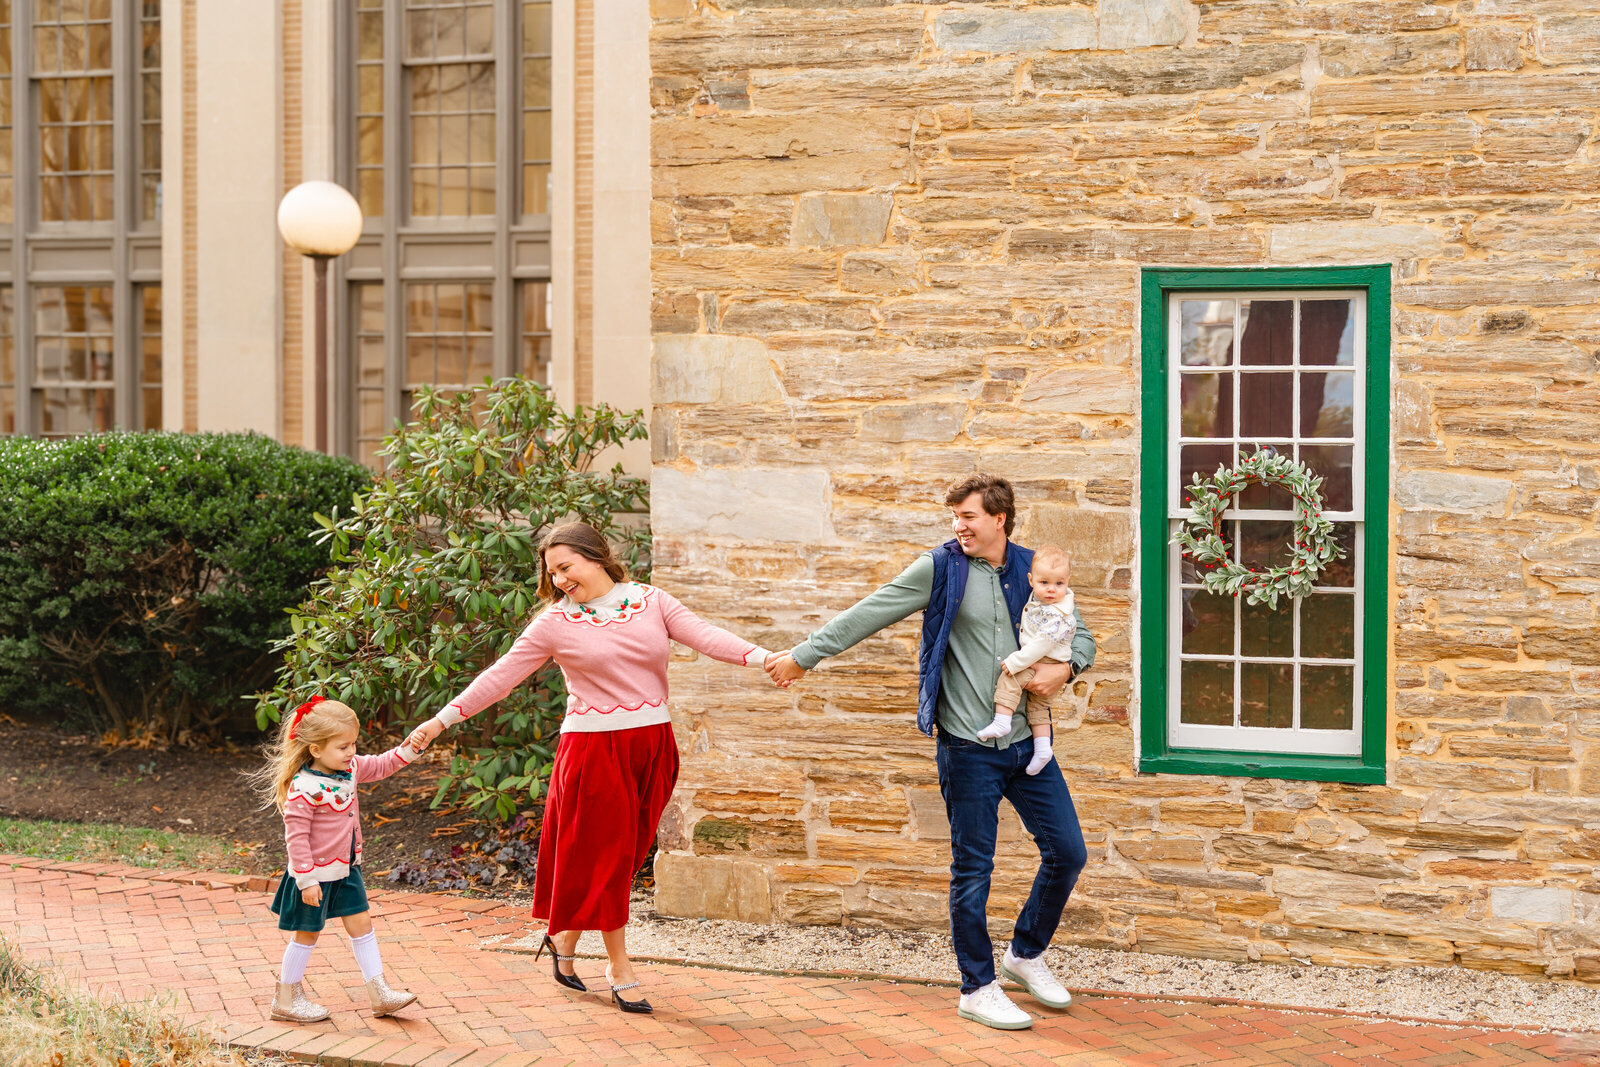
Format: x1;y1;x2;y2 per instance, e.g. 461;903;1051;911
646;0;1600;979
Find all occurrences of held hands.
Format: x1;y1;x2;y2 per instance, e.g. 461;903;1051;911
301;883;322;907
405;719;444;752
1024;660;1074;700
765;650;806;688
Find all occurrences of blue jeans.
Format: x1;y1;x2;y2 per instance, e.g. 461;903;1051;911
936;731;1087;993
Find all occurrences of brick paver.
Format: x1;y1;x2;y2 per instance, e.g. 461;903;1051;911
3;855;1595;1066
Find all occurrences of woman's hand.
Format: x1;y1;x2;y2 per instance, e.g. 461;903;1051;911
406;719;444;752
301;883;322;907
765;650;804;688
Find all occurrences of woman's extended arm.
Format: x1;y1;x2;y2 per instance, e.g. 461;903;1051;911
655;588;769;667
409;613;557;747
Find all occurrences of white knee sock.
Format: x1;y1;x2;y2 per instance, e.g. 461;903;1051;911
281;940;315;985
1026;736;1053;775
977;713;1012;741
348;931;384;980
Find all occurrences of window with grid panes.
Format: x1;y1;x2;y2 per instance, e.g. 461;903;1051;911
1139;268;1389;784
1;2;162;439
34;285;114;437
35;0;115;224
138;284;159;429
407;0;495;218
337;0;553;468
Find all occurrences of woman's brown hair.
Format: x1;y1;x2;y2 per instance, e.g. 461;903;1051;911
536;522;628;603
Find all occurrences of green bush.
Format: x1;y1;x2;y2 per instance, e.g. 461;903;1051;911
260;378;649;821
0;432;373;742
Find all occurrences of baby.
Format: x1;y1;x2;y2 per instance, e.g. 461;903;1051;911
977;544;1077;775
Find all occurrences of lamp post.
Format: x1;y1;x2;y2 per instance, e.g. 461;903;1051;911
276;181;363;453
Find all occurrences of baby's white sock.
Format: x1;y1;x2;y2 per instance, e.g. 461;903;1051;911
281;939;315;985
1026;736;1053;775
976;713;1012;741
348;930;384;981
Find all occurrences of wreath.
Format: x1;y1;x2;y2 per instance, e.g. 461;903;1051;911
1173;450;1347;610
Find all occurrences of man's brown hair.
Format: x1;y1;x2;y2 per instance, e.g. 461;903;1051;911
944;474;1016;537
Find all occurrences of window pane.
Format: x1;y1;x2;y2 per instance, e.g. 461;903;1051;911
1300;666;1354;730
1240;662;1294;728
1179;661;1233;726
1237;519;1295;572
1241;596;1292;659
1239;299;1292;366
1180;588;1231;656
1180;299;1232;367
1301;299;1354;367
520;280;551;382
1238;372;1292;437
1299;444;1353;512
1314;523;1357;588
1178;372;1231;438
34;285;114;436
1179;443;1231;500
1301;370;1354;438
1301;592;1354;660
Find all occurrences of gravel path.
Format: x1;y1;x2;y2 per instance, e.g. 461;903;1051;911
487;897;1600;1034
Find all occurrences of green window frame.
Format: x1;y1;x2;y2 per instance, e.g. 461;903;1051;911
1138;265;1390;784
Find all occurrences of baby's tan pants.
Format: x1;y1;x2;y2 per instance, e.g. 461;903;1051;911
993;655;1065;728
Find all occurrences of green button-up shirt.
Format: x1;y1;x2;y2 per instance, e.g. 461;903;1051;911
791;550;1096;748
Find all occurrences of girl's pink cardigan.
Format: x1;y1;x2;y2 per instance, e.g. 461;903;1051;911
283;744;418;889
436;583;766;734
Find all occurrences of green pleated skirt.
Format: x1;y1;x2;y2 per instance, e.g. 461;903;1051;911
269;842;369;932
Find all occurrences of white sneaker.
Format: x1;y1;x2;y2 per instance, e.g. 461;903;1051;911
956;980;1033;1030
1001;947;1072;1010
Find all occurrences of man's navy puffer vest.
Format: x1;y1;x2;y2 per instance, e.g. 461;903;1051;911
916;538;1035;736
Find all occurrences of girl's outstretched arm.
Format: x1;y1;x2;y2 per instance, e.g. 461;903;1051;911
352;742;422;784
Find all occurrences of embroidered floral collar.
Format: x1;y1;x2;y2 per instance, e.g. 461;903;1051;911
287;763;357;810
557;582;652;626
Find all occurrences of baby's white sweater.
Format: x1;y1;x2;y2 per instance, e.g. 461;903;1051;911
1003;593;1078;675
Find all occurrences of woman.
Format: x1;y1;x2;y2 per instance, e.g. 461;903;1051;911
406;522;770;1013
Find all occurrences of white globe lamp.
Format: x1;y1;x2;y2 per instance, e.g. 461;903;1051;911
277;181;364;452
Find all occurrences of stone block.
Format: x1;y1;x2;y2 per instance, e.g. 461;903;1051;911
934;9;1097;54
1018;505;1133;569
1484;883;1574;927
654;852;772;923
858;402;966;443
1097;0;1189;50
779;888;844;926
1466;25;1523;71
1135;919;1251;962
1033;44;1303;95
653;334;783;406
1016;368;1136;416
651;466;831;543
1269;225;1442;263
793;193;893;248
1396;470;1512;513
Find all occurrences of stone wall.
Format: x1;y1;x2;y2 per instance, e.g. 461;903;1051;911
646;0;1600;979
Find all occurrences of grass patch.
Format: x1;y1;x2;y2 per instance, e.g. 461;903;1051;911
0;817;250;874
0;933;282;1067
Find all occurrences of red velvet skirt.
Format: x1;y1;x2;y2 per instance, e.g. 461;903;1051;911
532;722;679;934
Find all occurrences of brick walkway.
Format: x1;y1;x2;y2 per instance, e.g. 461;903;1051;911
3;856;1596;1066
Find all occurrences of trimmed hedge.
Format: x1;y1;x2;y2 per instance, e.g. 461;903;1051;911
0;432;373;741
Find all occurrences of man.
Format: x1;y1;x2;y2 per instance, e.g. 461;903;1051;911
767;474;1093;1030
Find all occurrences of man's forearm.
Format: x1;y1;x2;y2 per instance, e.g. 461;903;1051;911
792;556;933;669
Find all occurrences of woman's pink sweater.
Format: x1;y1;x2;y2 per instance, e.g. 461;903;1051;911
436;582;766;734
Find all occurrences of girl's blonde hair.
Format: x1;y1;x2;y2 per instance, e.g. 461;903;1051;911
250;697;361;811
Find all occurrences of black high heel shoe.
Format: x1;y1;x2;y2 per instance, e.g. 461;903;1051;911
609;980;652;1015
534;934;586;992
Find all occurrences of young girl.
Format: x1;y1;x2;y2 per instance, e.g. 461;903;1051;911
254;696;424;1023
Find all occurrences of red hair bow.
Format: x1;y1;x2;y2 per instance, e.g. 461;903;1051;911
288;696;325;739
